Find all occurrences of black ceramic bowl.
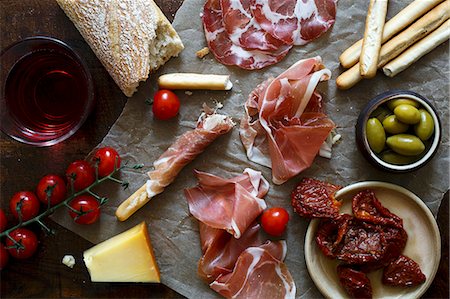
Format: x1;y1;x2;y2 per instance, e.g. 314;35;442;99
356;90;441;172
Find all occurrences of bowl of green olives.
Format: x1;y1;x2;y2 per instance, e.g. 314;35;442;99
356;90;441;172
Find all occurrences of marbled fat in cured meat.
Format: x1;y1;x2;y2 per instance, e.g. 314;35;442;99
240;57;335;184
210;246;296;299
250;0;337;45
221;0;288;51
185;168;268;238
203;0;291;70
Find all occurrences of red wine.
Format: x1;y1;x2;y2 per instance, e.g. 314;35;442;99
1;37;94;146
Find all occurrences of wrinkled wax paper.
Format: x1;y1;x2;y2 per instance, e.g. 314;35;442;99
53;0;449;298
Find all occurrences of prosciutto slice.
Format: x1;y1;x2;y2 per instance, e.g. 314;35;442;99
240;56;335;184
210;246;296;299
250;0;337;45
115;107;234;221
203;0;291;70
185;168;268;238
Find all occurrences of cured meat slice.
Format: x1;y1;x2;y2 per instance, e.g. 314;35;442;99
291;177;342;218
203;0;291;70
337;265;373;299
240;57;335;184
382;255;426;287
210;246;296;299
115;107;234;221
250;0;337;46
185;168;268;238
198;222;266;282
352;189;403;228
221;0;287;51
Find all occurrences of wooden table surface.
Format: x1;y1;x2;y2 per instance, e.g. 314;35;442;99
0;1;448;298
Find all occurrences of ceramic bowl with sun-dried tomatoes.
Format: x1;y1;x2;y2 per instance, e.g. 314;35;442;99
304;181;441;299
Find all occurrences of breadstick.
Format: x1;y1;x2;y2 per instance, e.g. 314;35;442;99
158;73;233;90
383;19;450;77
378;0;449;66
336;63;362;90
337;0;449;90
339;0;444;68
360;0;388;78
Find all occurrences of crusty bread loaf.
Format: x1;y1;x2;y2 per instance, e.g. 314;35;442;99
56;0;184;97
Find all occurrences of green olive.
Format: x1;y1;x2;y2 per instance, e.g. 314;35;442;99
371;106;392;122
394;104;421;124
382;115;409;134
380;151;419;165
366;118;386;153
414;109;435;141
386;134;425;156
387;98;420;110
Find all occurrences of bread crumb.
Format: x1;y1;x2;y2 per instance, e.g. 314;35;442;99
185;91;193;96
62;255;76;268
196;47;210;58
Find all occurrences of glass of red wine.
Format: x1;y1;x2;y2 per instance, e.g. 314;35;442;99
1;36;94;146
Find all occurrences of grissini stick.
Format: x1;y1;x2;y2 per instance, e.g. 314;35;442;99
383;19;450;77
339;0;444;68
158;73;233;90
337;0;449;90
378;0;449;66
360;0;388;78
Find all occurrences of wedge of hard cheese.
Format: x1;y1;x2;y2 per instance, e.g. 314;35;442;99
83;221;160;282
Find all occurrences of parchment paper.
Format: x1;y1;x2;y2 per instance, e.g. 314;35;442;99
52;0;449;298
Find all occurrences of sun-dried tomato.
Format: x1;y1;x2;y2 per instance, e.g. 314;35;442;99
382;254;426;287
352;189;402;228
336;220;387;265
316;214;352;258
291;178;342;219
337;265;372;299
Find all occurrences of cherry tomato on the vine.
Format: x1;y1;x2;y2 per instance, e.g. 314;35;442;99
9;191;40;221
6;228;38;259
0;243;9;270
66;160;95;191
0;209;7;232
152;89;180;120
92;147;121;178
261;207;290;237
68;195;100;225
36;174;67;206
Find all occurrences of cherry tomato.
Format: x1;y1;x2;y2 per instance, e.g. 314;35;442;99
66;160;95;191
9;191;40;221
152;89;180;120
261;207;290;236
68;195;100;225
0;209;7;232
6;228;38;259
0;243;9;270
36;174;67;206
92;147;121;177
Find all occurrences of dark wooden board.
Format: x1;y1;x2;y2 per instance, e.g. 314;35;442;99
0;1;447;298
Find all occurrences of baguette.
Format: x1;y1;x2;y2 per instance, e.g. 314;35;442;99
56;0;184;97
158;73;233;90
339;0;444;68
360;0;388;78
383;19;450;77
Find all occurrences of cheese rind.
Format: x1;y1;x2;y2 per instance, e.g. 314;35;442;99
83;221;160;283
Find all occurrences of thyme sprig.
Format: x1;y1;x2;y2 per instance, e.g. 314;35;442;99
0;163;144;244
